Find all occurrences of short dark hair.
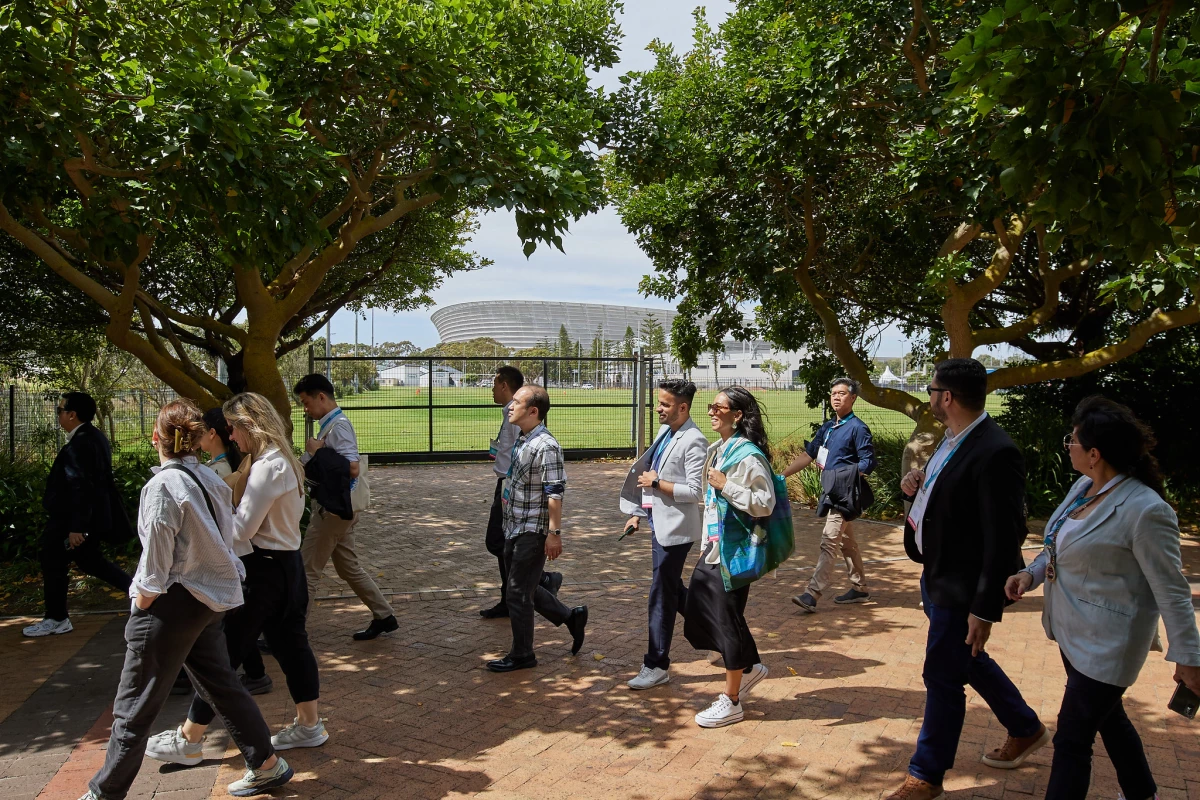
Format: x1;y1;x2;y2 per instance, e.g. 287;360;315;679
60;391;97;423
293;373;336;398
932;358;988;411
495;365;524;392
831;377;859;395
523;385;550;421
657;378;697;405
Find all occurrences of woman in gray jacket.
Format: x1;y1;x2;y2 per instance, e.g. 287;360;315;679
1006;396;1200;800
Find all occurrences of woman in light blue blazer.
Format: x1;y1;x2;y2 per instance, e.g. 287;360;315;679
1006;396;1200;800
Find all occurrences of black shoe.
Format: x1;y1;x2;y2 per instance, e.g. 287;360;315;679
353;614;399;641
834;588;872;604
240;672;273;695
486;655;537;673
479;602;509;619
541;572;563;596
256;636;272;655
566;605;588;655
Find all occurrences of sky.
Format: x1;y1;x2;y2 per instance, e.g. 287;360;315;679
326;1;921;357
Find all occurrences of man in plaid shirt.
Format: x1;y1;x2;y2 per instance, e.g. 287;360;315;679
487;385;588;673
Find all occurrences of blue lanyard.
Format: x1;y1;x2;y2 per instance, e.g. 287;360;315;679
822;413;855;446
651;432;673;472
1044;483;1095;547
507;426;544;480
210;453;227;464
317;408;345;438
923;436;965;490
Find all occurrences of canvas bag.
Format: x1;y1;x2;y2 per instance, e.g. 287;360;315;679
712;439;795;592
318;413;370;513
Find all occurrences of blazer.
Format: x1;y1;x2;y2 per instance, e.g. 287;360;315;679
619;420;709;546
43;422;132;541
304;447;354;521
903;415;1027;622
1025;476;1200;687
818;464;875;521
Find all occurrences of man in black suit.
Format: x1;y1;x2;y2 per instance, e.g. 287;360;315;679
886;360;1048;800
23;392;132;638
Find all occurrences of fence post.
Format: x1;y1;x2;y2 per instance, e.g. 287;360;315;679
542;359;548;389
427;358;434;453
305;345;315;440
8;385;14;462
635;350;647;454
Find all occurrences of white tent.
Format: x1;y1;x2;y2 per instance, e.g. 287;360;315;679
878;366;900;384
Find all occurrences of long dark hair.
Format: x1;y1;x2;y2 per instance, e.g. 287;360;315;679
203;407;242;471
1072;395;1163;497
721;386;770;458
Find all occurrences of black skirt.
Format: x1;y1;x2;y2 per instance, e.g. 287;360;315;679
683;558;760;671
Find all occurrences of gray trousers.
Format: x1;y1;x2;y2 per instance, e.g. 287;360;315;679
90;584;274;800
504;532;571;661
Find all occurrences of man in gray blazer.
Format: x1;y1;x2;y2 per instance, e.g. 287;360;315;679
620;379;709;689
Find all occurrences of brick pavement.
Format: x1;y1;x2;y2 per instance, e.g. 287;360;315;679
4;463;1198;800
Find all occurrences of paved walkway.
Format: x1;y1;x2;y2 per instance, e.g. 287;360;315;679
3;463;1198;800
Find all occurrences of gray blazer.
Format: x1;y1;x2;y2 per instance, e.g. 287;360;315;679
1026;475;1200;687
619;420;709;547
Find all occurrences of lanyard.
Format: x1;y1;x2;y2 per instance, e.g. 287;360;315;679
822;413;854;447
651;431;673;472
1045;475;1126;581
923;436;965;490
210;453;227;464
506;426;544;480
317;408;345;438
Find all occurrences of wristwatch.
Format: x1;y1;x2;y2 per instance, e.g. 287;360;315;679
547;529;562;536
651;478;661;489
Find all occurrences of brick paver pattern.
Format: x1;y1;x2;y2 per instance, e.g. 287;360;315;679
4;462;1198;800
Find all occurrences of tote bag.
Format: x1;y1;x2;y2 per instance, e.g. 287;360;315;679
714;442;795;592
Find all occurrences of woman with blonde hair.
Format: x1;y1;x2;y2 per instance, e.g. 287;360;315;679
79;399;291;800
146;392;329;768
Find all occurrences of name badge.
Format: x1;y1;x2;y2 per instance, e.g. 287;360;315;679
488;438;499;460
906;486;930;533
816;446;829;469
704;501;720;539
641;488;654;509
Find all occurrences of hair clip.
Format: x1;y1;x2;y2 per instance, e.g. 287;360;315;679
174;428;182;451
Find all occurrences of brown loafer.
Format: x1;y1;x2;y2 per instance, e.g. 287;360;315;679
884;775;945;800
981;723;1051;769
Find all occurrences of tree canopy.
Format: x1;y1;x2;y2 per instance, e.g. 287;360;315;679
608;0;1200;456
1;0;620;417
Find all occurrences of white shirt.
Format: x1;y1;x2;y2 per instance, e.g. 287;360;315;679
914;411;989;554
301;408;359;464
232;447;304;555
131;457;246;612
493;400;520;477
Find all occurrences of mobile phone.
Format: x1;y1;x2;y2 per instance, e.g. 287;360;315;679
1169;681;1199;720
618;523;637;541
63;532;89;550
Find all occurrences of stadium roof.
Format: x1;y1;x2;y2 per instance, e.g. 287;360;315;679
430;300;682;351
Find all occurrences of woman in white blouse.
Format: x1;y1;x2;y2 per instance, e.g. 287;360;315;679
683;387;775;728
146;392;330;767
1005;396;1200;800
81;400;291;800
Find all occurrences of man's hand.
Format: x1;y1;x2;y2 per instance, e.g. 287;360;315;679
625;516;641;533
1176;663;1200;695
636;470;658;489
545;534;563;561
134;593;157;610
965;616;992;657
707;467;728;492
900;468;926;497
305;437;324;456
67;532;85;549
1005;571;1033;602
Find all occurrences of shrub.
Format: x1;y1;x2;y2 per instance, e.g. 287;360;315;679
773;429;909;520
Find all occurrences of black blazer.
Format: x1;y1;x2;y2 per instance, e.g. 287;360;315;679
43;422;131;541
903;416;1027;622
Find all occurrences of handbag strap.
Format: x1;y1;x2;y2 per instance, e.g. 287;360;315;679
162;463;221;530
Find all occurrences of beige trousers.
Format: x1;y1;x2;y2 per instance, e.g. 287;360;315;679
806;511;868;598
302;502;394;619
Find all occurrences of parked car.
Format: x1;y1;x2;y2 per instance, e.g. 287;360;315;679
580;382;595;390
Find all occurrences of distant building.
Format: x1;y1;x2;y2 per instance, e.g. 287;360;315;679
378;363;464;387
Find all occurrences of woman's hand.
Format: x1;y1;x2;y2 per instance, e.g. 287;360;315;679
1005;571;1033;602
1176;663;1200;695
707;467;727;492
134;593;158;611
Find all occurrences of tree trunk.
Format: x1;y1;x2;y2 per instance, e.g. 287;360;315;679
241;334;293;433
903;405;943;474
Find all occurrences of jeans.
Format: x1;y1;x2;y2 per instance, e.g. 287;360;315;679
908;575;1042;786
302;502;393;619
40;527;131;621
1045;652;1156;800
504;532;571;661
806;512;867;598
644;537;692;670
90;585;273;800
485;477;509;604
189;548;320;725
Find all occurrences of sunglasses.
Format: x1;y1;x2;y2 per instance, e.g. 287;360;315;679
707;404;731;414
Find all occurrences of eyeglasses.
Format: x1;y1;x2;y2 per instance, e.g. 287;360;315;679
55;407;68;415
1063;433;1078;450
707;404;731;414
928;387;950;395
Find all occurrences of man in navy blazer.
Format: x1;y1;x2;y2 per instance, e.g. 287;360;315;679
886;360;1047;800
619;379;708;690
23;392;132;638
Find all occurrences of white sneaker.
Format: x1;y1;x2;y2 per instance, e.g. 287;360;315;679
695;693;744;728
628;665;670;690
227;756;294;797
740;663;769;696
707;651;724;665
76;791;101;800
23;618;73;637
145;726;203;766
271;718;329;750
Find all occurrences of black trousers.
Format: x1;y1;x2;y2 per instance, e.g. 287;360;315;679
485;477;509;604
90;585;273;800
40;526;131;621
504;532;571;661
645;538;692;670
1045;652;1157;800
189;548;320;725
683;558;759;671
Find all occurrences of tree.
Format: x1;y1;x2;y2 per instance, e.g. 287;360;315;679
622;325;636;358
642;314;668;357
758;358;790;389
609;1;1200;466
1;0;619;421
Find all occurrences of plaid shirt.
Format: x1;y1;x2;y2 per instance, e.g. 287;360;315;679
502;424;566;539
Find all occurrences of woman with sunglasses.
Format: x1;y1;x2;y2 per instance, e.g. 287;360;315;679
1005;396;1200;800
683;386;774;728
